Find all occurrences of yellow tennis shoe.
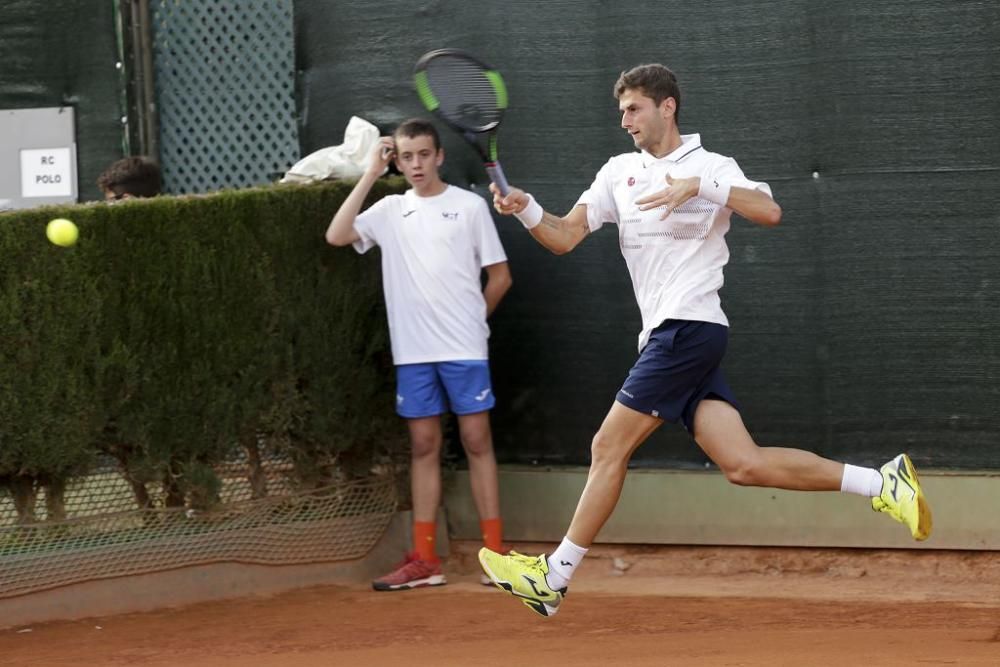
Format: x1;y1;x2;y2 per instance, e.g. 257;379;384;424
478;548;566;617
872;453;932;541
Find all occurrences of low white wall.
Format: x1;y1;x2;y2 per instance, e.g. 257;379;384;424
444;467;1000;550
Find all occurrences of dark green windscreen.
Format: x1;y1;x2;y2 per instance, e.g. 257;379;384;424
292;0;1000;469
0;2;123;202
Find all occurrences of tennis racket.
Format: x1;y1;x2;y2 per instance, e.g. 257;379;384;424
413;48;510;195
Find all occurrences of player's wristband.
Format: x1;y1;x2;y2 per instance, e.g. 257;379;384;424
698;177;732;208
515;195;544;230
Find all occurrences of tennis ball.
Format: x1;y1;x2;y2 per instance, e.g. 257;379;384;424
46;218;78;247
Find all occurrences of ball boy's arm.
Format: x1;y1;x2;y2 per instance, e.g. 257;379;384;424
325;138;395;246
482;261;512;316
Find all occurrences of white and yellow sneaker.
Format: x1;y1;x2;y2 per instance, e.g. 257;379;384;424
872;453;932;541
478;548;567;617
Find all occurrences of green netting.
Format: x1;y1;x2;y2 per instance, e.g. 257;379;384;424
0;456;396;599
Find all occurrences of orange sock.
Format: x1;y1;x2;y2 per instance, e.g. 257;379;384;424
480;517;503;552
413;521;438;563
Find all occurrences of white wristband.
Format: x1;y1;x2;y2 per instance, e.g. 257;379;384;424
514;194;544;230
698;177;732;208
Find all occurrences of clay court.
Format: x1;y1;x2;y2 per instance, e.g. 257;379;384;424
2;544;997;666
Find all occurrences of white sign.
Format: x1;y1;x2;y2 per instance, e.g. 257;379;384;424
20;147;74;198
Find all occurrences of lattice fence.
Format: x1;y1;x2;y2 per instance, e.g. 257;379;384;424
151;0;300;193
0;457;396;599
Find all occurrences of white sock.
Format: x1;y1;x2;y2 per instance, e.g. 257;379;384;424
840;464;884;497
545;536;588;590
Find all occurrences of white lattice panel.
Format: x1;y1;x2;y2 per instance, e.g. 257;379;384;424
152;0;300;193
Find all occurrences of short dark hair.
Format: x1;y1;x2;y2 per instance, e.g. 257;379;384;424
613;64;681;124
96;156;162;198
393;118;441;151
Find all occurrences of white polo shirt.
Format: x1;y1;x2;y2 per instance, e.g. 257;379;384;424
576;133;771;351
353;185;507;365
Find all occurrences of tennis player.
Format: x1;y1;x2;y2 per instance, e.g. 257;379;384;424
477;64;931;617
327;119;512;590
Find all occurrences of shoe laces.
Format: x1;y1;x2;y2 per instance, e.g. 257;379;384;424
508;550;544;569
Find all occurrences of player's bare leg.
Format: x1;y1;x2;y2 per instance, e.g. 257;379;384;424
693;399;931;539
565;402;662;546
480;397;931;609
692;399;842;490
479;401;661;616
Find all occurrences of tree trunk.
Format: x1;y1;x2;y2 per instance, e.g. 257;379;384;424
243;435;269;499
10;475;38;525
43;477;68;523
163;462;186;508
104;442;154;510
129;478;152;509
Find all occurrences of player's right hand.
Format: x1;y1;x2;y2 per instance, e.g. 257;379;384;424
489;183;529;216
367;137;396;175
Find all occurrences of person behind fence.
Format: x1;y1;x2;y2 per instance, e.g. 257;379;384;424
97;156;162;201
325;118;513;591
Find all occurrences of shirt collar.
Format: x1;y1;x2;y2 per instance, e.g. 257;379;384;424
641;133;702;167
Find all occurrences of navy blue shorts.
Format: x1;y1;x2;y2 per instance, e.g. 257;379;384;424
395;360;495;418
615;319;740;433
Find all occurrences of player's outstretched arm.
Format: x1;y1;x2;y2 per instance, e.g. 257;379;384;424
724;185;782;227
325;137;396;246
489;183;589;255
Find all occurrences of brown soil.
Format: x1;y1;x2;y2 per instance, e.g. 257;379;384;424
2;543;997;666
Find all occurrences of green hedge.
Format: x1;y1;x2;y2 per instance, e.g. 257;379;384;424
0;179;408;522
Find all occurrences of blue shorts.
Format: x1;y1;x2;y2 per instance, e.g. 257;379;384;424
395;360;495;418
615;319;740;434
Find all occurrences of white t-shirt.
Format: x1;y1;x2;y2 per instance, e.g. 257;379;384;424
353;185;508;365
576;133;771;351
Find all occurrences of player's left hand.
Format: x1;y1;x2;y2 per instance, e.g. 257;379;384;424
636;174;700;220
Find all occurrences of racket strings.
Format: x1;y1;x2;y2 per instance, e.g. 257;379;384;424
424;58;503;130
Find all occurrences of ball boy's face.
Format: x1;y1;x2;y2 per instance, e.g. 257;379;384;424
393;134;444;190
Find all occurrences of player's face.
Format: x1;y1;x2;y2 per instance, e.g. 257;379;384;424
394;134;444;192
619;89;673;152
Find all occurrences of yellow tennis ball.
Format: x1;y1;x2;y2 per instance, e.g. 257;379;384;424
46;218;78;247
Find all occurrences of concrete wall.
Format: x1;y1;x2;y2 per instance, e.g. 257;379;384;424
444;467;1000;550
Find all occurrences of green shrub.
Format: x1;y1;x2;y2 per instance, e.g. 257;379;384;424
0;179;408;516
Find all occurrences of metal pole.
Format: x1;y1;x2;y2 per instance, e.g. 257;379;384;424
130;0;158;161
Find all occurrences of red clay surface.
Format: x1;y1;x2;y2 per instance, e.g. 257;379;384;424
2;545;998;666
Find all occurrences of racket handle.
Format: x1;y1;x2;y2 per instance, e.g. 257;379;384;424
485;162;510;196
